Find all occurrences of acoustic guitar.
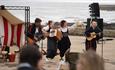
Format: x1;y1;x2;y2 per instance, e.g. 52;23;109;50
27;32;45;45
27;33;46;55
54;29;62;41
44;29;62;41
86;32;101;41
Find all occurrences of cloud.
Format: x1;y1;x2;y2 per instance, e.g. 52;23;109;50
1;0;115;4
29;0;115;2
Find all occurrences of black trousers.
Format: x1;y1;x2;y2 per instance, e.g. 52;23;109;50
85;39;97;51
58;37;71;57
46;37;57;59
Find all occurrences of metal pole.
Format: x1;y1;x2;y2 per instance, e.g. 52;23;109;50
101;31;104;58
25;6;30;46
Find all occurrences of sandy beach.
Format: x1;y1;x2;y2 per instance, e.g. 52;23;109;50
0;36;115;70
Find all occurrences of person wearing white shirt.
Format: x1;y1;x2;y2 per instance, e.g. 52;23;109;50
57;20;71;60
43;20;57;60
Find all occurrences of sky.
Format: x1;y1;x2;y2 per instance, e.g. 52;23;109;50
31;0;115;3
1;0;115;4
28;0;114;4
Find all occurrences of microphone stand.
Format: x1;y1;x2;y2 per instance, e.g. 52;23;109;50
97;26;104;58
101;30;104;58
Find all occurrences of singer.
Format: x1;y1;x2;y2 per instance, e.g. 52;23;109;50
85;20;102;51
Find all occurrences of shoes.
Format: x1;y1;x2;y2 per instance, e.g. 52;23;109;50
45;58;50;62
60;57;65;61
45;58;55;63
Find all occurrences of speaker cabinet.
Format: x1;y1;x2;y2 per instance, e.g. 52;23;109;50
86;18;103;31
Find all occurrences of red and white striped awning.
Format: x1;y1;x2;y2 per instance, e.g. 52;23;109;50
0;10;25;48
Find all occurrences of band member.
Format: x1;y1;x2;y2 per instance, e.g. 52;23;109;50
58;20;71;60
26;18;45;46
43;20;57;60
85;20;102;51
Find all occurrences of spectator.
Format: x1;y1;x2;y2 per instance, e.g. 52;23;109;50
76;50;104;70
17;45;44;70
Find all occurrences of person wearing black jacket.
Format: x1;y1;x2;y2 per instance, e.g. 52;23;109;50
18;63;35;70
26;18;45;46
85;20;102;51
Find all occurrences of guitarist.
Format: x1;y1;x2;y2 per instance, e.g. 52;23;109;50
85;20;102;51
26;18;45;46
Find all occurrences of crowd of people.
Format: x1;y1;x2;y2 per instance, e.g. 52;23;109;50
17;45;104;70
17;18;104;70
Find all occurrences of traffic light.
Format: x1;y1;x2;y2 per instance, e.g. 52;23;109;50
89;3;100;18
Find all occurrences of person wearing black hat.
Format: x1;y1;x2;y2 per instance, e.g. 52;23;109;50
26;18;45;46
